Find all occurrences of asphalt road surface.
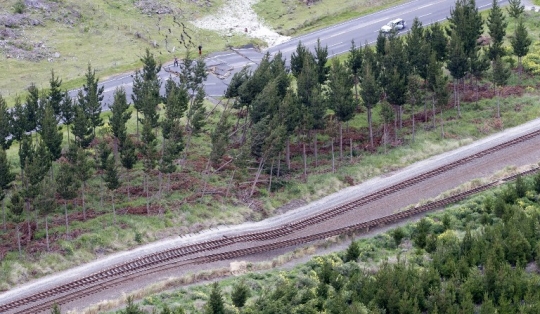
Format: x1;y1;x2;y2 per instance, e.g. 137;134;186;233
83;0;507;106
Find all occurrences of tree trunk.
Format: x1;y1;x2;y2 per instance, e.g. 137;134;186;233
45;215;49;252
268;158;275;193
411;105;415;143
286;137;291;170
368;107;374;148
432;96;436;129
277;152;281;177
2;198;5;232
136;111;139;136
475;77;479;106
127;172;131;200
200;159;211;203
250;158;265;198
17;225;22;257
82;181;86;221
225;170;235;200
100;176;104;210
167;173;171;193
399;106;403;130
440;108;445;139
497;87;501;119
303;142;307;181
64;201;69;239
26;200;31;243
331;139;335;173
314;131;318;167
394;106;398;142
146;174;150;215
349;138;353;163
383;123;387;154
339;122;343;160
112;193;116;226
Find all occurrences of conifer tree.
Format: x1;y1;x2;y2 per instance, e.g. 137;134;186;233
447;0;483;58
72;106;94;148
231;280;251;308
507;0;524;20
141;118;157;214
120;135;137;198
132;48;162;131
73;144;93;220
487;0;507;61
290;41;314;78
360;65;381;148
314;39;329;84
446;33;468;117
0;148;15;231
39;102;63;160
426;22;447;62
205;282;225;314
109;87;131;154
347;40;363;103
407;75;424;143
104;155;120;225
78;64;104;135
327;59;355;159
48;70;63;118
511;17;532;79
210;111;231;168
25;83;40;132
491;56;510;119
60;92;75;143
0;95;11;150
10;98;28;148
186;87;207;136
469;47;490;104
50;303;61;314
56;161;80;238
406;18;426;75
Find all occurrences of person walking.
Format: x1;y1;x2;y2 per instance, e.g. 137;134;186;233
173;56;179;67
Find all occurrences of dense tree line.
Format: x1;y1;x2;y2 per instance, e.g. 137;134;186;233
0;0;535;259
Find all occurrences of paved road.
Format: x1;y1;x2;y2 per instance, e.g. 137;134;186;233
87;0;506;105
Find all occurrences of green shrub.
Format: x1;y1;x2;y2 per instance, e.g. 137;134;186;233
13;0;25;14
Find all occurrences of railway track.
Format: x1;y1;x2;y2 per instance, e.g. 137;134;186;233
2;129;540;313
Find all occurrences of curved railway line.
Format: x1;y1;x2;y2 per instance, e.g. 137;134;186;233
2;128;540;313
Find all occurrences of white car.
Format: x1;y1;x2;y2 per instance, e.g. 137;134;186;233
381;18;406;33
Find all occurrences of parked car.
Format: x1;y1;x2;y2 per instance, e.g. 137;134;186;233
380;18;406;33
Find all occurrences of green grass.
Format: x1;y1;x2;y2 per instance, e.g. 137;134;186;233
253;0;407;36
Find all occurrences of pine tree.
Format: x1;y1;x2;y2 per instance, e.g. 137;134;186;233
9;190;24;218
347;40;363;103
50;303;61;314
120;135;137;199
78;64;104;135
0;148;15;231
407;75;424;143
205;282;225;314
426;22;447;62
0;94;11;150
73;145;93;220
39;102;63;160
72;106;94;148
469;47;491;104
25;83;40;132
56;161;80;238
487;0;507;61
104;155;121;225
327;59;355;159
406;18;426;75
48;70;63;118
231;280;251;308
210;111;231;168
344;240;360;262
60;92;75;143
132;48;162;131
447;0;484;58
109;87;132;153
11;98;28;147
314;39;329;84
141;118;157;214
290;41;314;78
511;18;532;79
507;0;524;20
492;56;510;119
360;65;380;148
446;33;468;117
186;87;207;136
